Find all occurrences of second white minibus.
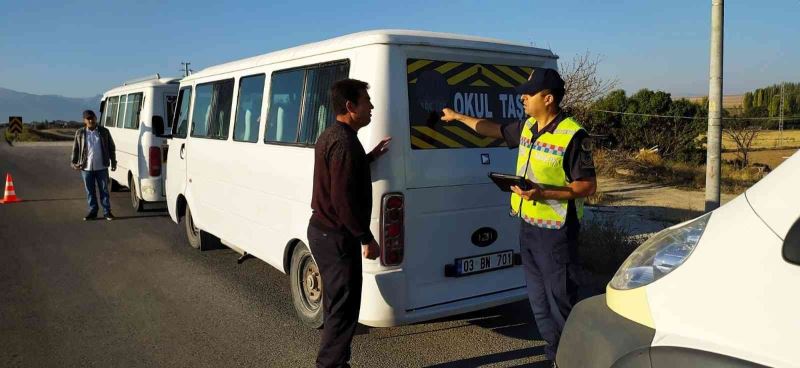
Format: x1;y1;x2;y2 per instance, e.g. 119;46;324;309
101;75;179;211
165;30;559;327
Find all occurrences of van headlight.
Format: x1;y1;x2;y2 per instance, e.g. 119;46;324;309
610;213;712;290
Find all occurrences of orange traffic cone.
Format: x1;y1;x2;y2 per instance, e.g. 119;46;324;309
1;173;22;203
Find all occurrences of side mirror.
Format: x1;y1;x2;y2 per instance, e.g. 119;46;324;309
152;115;169;138
783;217;800;266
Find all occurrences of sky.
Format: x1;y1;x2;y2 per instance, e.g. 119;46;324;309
1;0;798;98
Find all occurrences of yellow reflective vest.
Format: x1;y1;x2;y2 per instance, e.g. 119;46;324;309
511;116;585;229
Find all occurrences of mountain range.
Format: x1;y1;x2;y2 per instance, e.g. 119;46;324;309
0;87;101;123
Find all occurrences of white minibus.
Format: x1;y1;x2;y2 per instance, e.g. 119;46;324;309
100;75;179;211
165;30;559;327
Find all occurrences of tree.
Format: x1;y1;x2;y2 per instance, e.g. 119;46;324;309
586;89;706;161
586;89;627;146
559;52;618;124
742;92;753;114
724;117;762;167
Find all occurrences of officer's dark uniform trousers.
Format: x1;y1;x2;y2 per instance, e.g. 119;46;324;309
519;220;580;361
307;226;362;368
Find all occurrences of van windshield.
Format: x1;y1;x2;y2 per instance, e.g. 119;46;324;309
406;59;534;150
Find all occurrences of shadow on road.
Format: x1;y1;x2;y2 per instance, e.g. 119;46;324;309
10;197;86;203
108;214;170;221
424;346;549;367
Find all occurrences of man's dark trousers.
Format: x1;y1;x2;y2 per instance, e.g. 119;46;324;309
307;225;362;368
519;221;580;361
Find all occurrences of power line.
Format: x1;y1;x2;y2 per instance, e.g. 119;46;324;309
589;109;800;122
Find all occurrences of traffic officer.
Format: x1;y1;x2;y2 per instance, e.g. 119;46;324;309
441;68;596;366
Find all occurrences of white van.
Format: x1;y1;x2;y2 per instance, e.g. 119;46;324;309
165;30;560;327
557;151;800;367
100;75;179;211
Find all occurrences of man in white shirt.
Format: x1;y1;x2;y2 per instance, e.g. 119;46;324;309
70;110;117;220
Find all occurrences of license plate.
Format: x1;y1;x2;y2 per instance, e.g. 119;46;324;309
455;250;514;276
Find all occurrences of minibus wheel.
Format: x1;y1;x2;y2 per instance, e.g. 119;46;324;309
184;206;202;249
108;177;121;192
290;243;323;329
128;176;145;212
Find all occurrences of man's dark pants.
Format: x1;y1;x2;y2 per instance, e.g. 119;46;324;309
80;169;111;216
307;225;363;368
519;221;580;361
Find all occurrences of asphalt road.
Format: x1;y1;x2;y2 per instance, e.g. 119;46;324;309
0;142;550;368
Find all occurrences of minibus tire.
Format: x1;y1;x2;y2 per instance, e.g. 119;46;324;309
289;243;324;329
109;178;121;192
184;206;202;249
129;176;145;212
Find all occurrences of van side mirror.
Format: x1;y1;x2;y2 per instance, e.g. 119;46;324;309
783;217;800;266
152;115;169;138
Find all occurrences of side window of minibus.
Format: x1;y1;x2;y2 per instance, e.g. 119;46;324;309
116;94;128;128
124;93;143;129
233;74;266;143
191;84;213;137
298;62;349;145
191;80;234;140
173;87;192;138
165;95;178;128
265;70;304;143
105;96;119;127
783;216;800;266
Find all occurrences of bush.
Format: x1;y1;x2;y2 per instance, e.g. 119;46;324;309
578;218;641;276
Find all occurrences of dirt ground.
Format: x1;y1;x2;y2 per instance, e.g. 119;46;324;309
587;177;737;237
722;148;798;170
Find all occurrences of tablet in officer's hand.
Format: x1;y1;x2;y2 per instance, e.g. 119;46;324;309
488;172;531;192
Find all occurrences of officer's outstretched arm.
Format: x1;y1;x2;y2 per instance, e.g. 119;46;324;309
440;108;502;139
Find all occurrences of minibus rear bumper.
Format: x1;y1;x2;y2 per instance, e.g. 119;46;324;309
139;177;165;202
358;269;527;327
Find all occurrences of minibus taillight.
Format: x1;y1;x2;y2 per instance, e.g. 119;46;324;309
380;193;404;266
148;147;162;177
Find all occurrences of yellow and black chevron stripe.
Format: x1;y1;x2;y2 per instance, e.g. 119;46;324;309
408;59;531;149
407;59;533;88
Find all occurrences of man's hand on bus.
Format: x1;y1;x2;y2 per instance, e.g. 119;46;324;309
362;239;380;260
441;108;461;122
369;137;392;160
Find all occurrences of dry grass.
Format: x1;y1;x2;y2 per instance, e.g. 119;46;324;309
722;129;800;150
578;218;641;276
3;126;71;142
594;148;767;194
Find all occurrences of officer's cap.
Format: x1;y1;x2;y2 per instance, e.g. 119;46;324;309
515;68;565;96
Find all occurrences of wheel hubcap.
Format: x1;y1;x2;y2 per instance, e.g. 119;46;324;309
302;260;322;305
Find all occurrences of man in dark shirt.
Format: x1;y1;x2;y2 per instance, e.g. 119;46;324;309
441;68;596;367
308;78;391;368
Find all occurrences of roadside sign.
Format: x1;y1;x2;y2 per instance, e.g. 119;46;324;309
8;116;23;134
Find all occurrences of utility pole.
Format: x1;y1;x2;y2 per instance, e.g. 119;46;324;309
780;82;785;146
705;0;724;212
181;61;192;77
